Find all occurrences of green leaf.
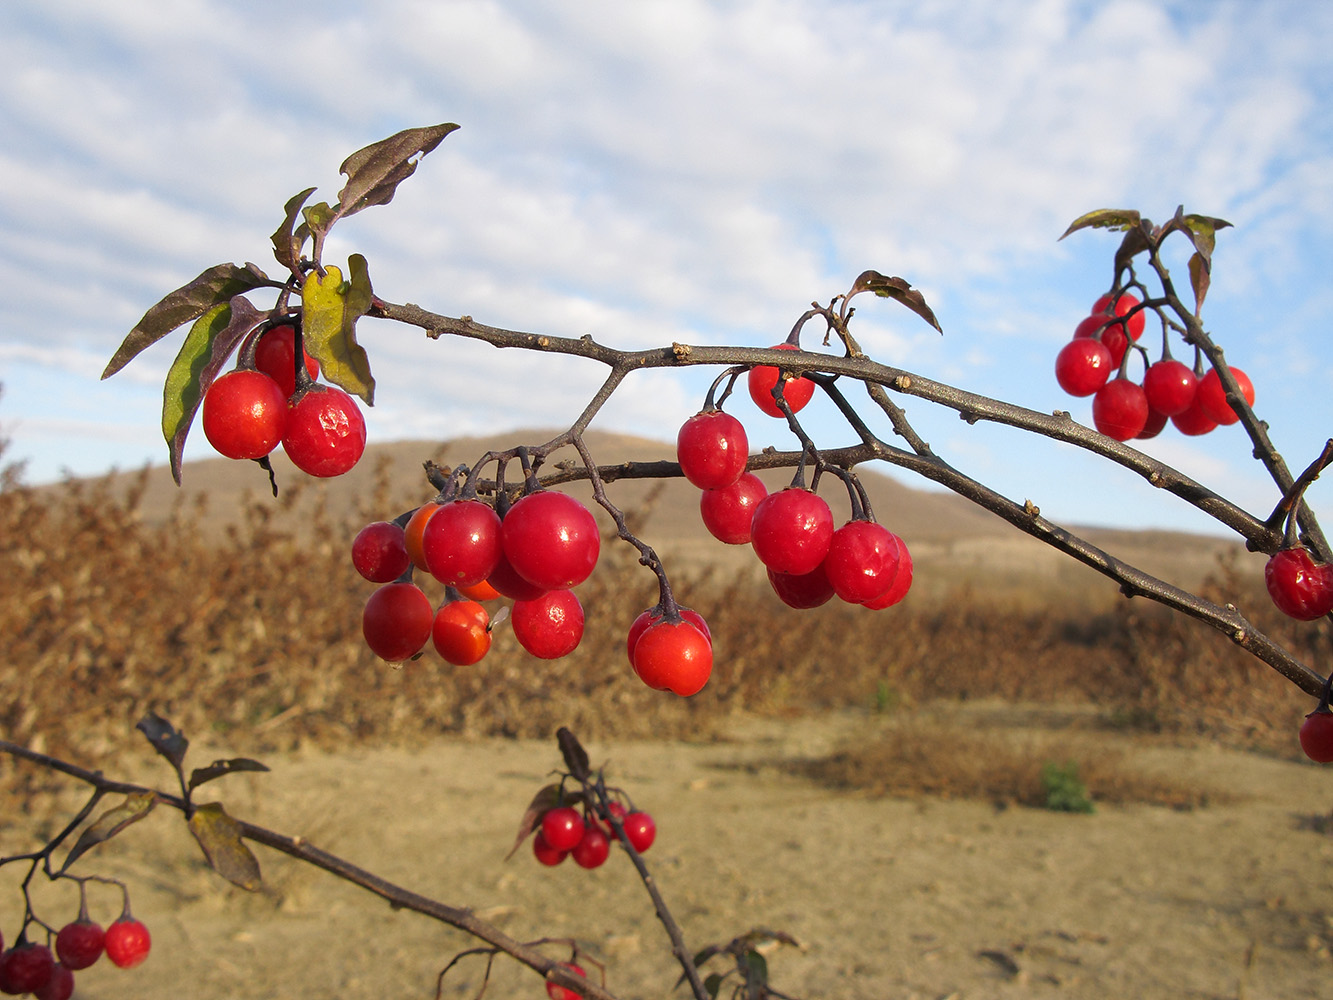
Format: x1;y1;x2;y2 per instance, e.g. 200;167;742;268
334;122;459;220
272;187;316;273
703;972;725;999
188;802;262;891
742;950;768;1000
300;258;375;404
1179;212;1232;267
188;757;270;793
848;271;942;333
59;792;156;873
136;712;190;772
1058;208;1143;241
1188;251;1210;316
160;296;265;484
102;262;269;379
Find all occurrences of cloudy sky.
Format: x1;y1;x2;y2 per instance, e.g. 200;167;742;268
2;0;1331;535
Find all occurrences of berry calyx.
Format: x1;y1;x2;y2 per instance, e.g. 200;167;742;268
1264;547;1333;621
55;919;104;970
362;582;434;662
1091;378;1149;441
677;410;749;489
750;488;834;576
512;589;585;659
540;807;585;853
421;499;503;587
1196;366;1255;426
282;385;366;477
253;324;319;398
431;599;492;666
748;343;816;417
501;491;601;590
351;520;411;583
104;917;151;969
1054;337;1113;397
201;369;289;460
632;620;713;696
700;471;768;544
1300;710;1333;763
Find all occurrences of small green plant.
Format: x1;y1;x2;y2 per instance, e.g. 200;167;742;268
872;679;898;714
1041;760;1095;814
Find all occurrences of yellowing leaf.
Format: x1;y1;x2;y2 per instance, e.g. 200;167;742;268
60;793;156;873
301;259;376;404
188;802;262;891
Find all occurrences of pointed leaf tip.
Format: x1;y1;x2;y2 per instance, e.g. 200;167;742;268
188;802;262;891
850;271;943;333
1058;209;1143;241
335;123;459;220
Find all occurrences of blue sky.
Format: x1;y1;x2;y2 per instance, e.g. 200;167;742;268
2;0;1331;535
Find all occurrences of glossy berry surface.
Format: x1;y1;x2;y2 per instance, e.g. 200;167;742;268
541;807;585;853
1091;378;1149;441
486;549;549;600
532;831;568;866
104;917;151;969
253;324;319;398
626;606;711;666
432;599;492;665
1073;313;1128;366
546;962;586;1000
362;582;434;662
1300;711;1333;763
282;386;366;477
1264;547;1333;621
351;521;411;583
863;534;912;609
571;823;610;869
632;620;714;696
767;564;835;609
824;520;901;604
0;943;54;994
748;343;816;417
421;499;503;587
502;491;601;590
1142;359;1198;417
1135;406;1168;440
677;410;749;489
1091;291;1146;340
403;502;441;571
750;488;834;576
1170;397;1218;436
621;811;656;852
700;471;768;544
1054;337;1113;397
512;589;585;659
457;579;502;602
202;369;288;460
1196;366;1255;426
55;919;104;970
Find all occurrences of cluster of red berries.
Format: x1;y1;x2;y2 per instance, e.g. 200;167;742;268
202;323;367;477
531;803;656;870
1054;292;1256;441
1264;544;1333;762
0;911;150;999
355;490;598;666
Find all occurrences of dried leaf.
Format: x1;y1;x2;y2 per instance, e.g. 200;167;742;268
505;783;562;859
1188;251;1211;316
161;296;265;484
188;757;270;793
271;187;316;273
136;712;189;772
300;258;375;404
1179;212;1232;266
1058;208;1143;241
1113;224;1153;272
188;802;262;891
102;262;269;379
334;123;459;220
556;726;591;782
60;793;156;873
848;271;942;333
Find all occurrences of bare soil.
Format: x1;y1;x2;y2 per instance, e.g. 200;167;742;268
10;709;1333;1000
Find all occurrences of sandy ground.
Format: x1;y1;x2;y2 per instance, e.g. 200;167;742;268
7;710;1333;1000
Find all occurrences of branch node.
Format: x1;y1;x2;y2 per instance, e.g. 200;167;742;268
894;375;912;390
1023;499;1040;517
672;342;692;360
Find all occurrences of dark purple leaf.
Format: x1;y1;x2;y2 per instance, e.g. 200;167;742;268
557;726;591;782
849;271;942;333
188;757;270;793
271;187;316;274
136;712;189;772
334;123;459;221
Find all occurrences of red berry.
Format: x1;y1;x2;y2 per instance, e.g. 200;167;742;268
351;520;411;583
432;599;492;665
253;324;319;398
546;962;586;1000
403;502;441;572
0;942;54;995
1196;366;1255;426
626;606;711;666
1073;313;1128;367
282;386;366;477
677;411;749;489
421;499;503;587
1091;291;1146;340
104;917;151;969
1300;710;1333;763
1170;396;1218;436
632;620;713;696
33;963;74;1000
532;831;569;866
541;807;585;853
362;582;434;662
486;548;549;601
501;492;601;590
1054;338;1113;397
571;823;610;869
621;811;656;852
750;488;834;576
202;370;288;460
863;534;913;609
823;520;901;604
748;343;816;417
1264;547;1333;621
767;564;835;609
700;471;768;544
1135;406;1168;440
1091;378;1149;441
55;920;104;970
512;589;585;659
1142;359;1198;416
